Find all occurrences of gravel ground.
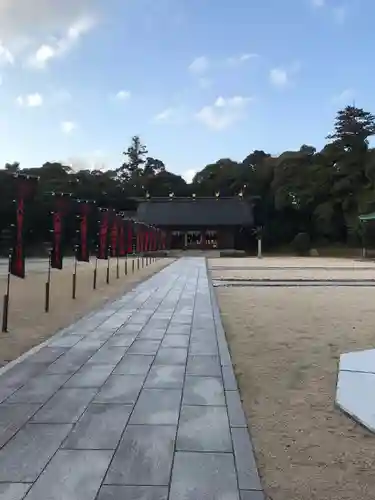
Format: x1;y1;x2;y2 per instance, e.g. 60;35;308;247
210;257;375;500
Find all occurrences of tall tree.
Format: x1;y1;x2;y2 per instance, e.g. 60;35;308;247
144;157;166;176
118;136;148;181
327;105;375;151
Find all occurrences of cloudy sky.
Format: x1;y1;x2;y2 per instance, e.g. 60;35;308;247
0;0;373;181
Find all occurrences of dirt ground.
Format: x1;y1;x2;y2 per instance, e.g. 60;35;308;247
210;257;375;500
0;256;172;366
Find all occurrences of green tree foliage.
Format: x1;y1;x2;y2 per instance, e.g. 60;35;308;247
1;105;375;252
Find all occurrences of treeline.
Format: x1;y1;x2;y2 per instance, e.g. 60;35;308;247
2;104;375;251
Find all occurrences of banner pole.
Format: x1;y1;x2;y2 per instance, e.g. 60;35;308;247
93;254;98;290
106;248;110;284
45;250;52;312
116;254;120;279
72;249;78;299
1;251;12;332
125;254;128;275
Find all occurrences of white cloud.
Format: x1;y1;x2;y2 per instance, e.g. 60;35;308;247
182;169;196;183
226;53;258;66
189;56;209;74
0;1;99;66
27;16;95;69
0;41;14;66
269;68;289;88
16;92;43;107
332;88;355;104
196;95;252;131
153;107;177;123
115;90;131;101
61;121;77;134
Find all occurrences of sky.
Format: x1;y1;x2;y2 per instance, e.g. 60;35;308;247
0;0;374;182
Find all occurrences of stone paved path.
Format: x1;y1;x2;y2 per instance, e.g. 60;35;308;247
0;257;264;500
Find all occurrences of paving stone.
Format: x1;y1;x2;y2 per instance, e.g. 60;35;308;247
117;324;144;334
154;348;187;366
161;336;189;348
138;328;166;340
189;338;218;355
24;449;113;500
169;451;239;500
166;325;191;336
183;376;225;406
49;336;84;348
0;483;31;500
65;364;115;388
107;334;137;347
86;346;128;365
130;389;182;425
73;340;106;350
0;363;50;404
32;388;97;423
232;428;262;491
0;423;72;482
114;355;154;375
186;355;221;377
47;350;97;374
176;405;232;452
97;485;168;500
105;425;176;486
240;491;265;500
222;366;238;390
63;404;132;450
226;391;247;427
6;374;70;404
94;375;144;404
25;347;67;364
144;366;185;389
127;341;161;355
0;404;40;448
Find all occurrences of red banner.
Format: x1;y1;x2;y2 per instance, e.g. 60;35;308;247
118;217;126;257
110;211;118;258
77;202;90;262
10;175;39;278
51;195;69;270
126;220;133;254
98;209;109;259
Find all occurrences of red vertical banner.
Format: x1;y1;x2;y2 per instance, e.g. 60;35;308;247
98;209;109;259
10;175;39;278
51;195;69;270
77;202;90;262
135;224;142;253
118;217;126;257
144;226;149;252
126;220;133;254
110;211;119;258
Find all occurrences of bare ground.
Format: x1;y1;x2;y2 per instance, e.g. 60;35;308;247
0;256;173;366
210;257;375;500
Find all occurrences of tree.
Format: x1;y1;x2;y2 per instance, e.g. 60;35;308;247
327;105;375;151
144;157;166;177
117;136;148;181
4;161;20;173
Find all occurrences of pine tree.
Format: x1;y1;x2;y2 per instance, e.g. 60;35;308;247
327;105;375;150
117;136;148;181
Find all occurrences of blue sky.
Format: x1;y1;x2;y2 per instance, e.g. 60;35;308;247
0;0;373;181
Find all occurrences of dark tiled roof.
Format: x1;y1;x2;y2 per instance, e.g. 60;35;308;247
136;197;254;227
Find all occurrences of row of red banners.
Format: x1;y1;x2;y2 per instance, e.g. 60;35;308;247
8;174;167;279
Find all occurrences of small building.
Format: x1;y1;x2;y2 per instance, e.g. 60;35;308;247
136;196;256;250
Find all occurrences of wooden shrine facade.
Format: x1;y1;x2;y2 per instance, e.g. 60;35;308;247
135;197;255;250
